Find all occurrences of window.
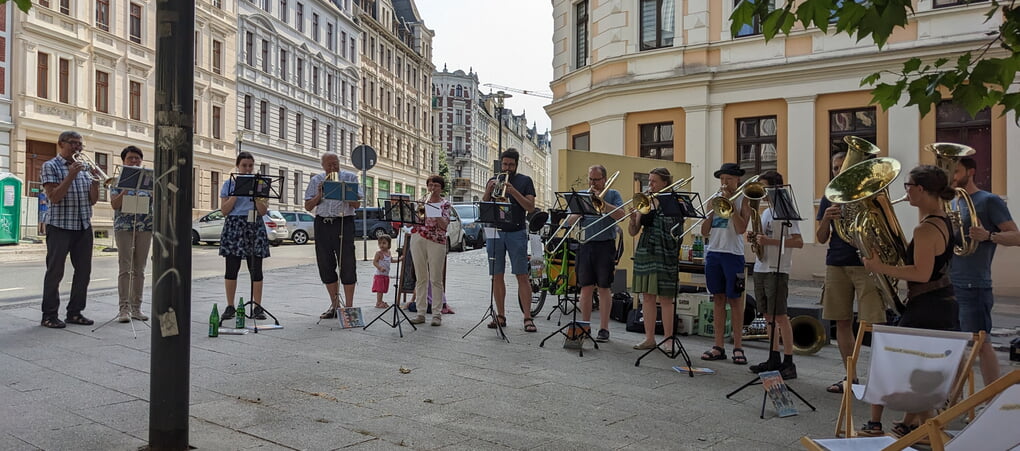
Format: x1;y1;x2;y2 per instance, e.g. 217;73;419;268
243;95;252;129
129;81;141;120
261;39;270;72
60;0;70;15
259;100;268;134
828;107;877;164
312;66;319;93
96;0;110;31
736;116;778;176
261;0;270;11
129;3;142;43
936;101;992;190
311;119;318;148
37;52;49;99
326;124;333;152
96;153;109;201
213;0;221;8
212;40;223;74
933;0;989;8
455;109;463;125
455;85;463;97
280;0;288;22
575;1;588;69
572;132;590;150
312;13;319;41
327;74;334;100
96;71;109;113
41;0;50;6
193;100;198;129
349;37;356;63
640;0;675;50
293;171;302;204
639;122;674;160
278;107;287;139
211;172;220;209
734;0;773;37
327;23;334;51
259;164;268;175
212;106;222;139
341;31;347;58
370;37;375;60
340;129;346;154
295;113;303;143
194;31;199;65
296;58;304;87
58;58;70;103
279;49;288;78
278;169;286;203
245;32;254;66
342;80;347;106
296;3;304;32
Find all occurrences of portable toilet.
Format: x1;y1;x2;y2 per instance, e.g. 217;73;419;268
0;173;23;245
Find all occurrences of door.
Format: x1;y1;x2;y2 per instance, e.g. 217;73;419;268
26;140;57;196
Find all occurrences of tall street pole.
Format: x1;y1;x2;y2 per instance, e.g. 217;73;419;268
149;1;194;449
494;90;511;171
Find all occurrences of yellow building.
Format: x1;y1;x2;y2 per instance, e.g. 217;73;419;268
547;0;1020;294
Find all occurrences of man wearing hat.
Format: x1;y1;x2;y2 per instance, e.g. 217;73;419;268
700;163;751;365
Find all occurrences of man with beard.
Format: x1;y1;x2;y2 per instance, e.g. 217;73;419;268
483;149;538;332
950;157;1019;385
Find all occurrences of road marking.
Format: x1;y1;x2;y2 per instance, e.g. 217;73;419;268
0;287;24;292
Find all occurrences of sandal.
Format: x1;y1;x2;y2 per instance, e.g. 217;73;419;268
826;377;860;394
523;318;537;333
487;315;507;329
41;317;66;329
319;308;337;319
731;348;748;365
890;422;916;438
859;421;884;437
701;346;727;361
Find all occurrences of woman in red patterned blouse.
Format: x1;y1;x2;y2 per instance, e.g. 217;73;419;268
409;175;452;326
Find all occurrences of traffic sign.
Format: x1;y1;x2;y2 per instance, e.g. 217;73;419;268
351;145;377;171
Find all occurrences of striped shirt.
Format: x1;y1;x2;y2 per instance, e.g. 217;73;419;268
40;154;94;230
304;170;362;217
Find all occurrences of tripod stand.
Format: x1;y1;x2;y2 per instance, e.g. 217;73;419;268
539;287;597;356
229;173;282;334
464;201;513;342
725;185;816;418
463;253;509;343
364;197;421;337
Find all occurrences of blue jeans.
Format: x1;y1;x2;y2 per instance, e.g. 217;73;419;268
955;285;994;333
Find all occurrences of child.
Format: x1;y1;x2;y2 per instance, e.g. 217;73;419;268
372;235;399;308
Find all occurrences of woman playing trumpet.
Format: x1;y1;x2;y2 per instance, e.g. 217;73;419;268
629;168;682;350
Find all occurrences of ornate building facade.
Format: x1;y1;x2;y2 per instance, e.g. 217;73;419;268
0;2;11;173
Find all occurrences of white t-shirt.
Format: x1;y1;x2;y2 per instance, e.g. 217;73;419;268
752;208;801;274
706;193;745;256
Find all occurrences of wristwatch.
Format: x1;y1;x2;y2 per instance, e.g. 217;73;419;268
987;232;996;243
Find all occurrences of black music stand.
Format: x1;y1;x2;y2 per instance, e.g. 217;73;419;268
463;201;514;342
364;197;422;337
227;173;282;333
634;192;697;370
726;184;816;417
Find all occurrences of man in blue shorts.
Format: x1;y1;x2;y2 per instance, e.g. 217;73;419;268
700;163;751;365
484;149;538;332
950;157;1019;385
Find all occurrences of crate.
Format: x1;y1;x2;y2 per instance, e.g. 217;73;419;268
697;300;732;338
677;314;698;336
677;293;709;314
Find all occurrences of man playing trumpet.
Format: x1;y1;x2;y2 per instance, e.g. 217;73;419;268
567;165;625;342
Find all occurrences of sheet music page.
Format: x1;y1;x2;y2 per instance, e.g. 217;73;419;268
425;202;442;218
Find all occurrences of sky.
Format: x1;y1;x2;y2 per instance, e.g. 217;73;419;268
416;0;555;134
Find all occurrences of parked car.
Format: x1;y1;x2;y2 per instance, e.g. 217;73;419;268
453;203;484;249
191;209;288;246
353;208;397;238
279;210;315;244
389;203;467;252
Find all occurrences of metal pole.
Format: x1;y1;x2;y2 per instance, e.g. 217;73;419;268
149;1;194;449
362;167;368;260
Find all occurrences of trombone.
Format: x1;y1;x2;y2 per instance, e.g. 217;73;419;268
546;170;621;254
671;174;762;240
579;175;694;243
490;171;510;202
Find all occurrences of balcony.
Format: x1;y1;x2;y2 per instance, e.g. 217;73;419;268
453;177;471;192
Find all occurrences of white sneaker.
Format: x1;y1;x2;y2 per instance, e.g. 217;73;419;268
409;315;426;324
431;315;442;326
117;311;131;323
130;309;149;321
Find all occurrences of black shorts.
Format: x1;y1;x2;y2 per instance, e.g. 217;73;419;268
577;240;615;289
898;287;959;331
314;216;357;285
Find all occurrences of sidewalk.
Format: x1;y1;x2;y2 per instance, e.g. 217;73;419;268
1;249;1017;450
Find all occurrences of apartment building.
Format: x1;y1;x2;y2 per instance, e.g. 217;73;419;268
547;0;1020;290
353;0;434;205
0;2;12;173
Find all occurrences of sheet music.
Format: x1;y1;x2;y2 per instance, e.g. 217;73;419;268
425;202;443;218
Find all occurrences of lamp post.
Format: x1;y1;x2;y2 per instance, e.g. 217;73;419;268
493;90;512;171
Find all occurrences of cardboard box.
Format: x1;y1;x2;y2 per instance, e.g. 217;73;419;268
677;293;709;314
677;314;698;336
697;300;732;338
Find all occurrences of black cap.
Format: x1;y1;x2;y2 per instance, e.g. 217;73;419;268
714;163;746;178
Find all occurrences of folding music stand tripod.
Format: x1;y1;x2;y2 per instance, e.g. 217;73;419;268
635;191;700;370
463;201;513;343
725;184;816;417
364;197;422;337
540;192;599;355
228;173;282;334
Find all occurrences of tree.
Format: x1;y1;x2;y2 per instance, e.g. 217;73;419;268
1;0;32;12
731;0;1020;119
436;147;451;197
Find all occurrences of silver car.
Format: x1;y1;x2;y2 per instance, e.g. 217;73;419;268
191;209;289;246
279;210;315;244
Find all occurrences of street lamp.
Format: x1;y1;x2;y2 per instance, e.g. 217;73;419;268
493;90;512;169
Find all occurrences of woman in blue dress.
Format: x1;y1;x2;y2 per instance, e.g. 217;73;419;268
218;151;270;321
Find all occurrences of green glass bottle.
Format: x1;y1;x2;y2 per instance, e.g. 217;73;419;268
209;303;220;337
236;297;246;329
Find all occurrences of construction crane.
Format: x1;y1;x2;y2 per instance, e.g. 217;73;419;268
482;83;553;99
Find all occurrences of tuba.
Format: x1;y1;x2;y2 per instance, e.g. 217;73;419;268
743;180;769;261
825;157;909;312
924;142;980;256
833;136;882;245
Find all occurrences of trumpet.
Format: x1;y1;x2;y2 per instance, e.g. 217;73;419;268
672;175;762;240
73;151;117;187
579;176;694;243
491;171;510;202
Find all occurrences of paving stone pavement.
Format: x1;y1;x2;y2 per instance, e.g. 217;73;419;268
1;247;1017;451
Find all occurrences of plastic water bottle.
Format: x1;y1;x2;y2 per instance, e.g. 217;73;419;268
236;297;246;329
693;234;704;259
209;304;220;337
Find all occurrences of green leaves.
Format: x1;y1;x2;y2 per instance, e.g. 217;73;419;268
1;0;34;12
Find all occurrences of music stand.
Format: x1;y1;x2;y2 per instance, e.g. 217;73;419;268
364;196;422;337
322;180;359;201
543;191;594;324
726;184;816;417
634;192;696;371
463;201;514;342
226;173;282;334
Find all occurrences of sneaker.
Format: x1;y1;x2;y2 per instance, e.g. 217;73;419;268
779;362;798;380
409;315;426;324
595;329;610;343
221;305;236;320
633;340;656;350
117;311;131;323
252;305;267;320
750;359;781;374
130;309;149;321
431;315;442;326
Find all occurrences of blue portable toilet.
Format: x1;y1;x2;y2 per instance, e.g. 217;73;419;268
0;173;23;245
